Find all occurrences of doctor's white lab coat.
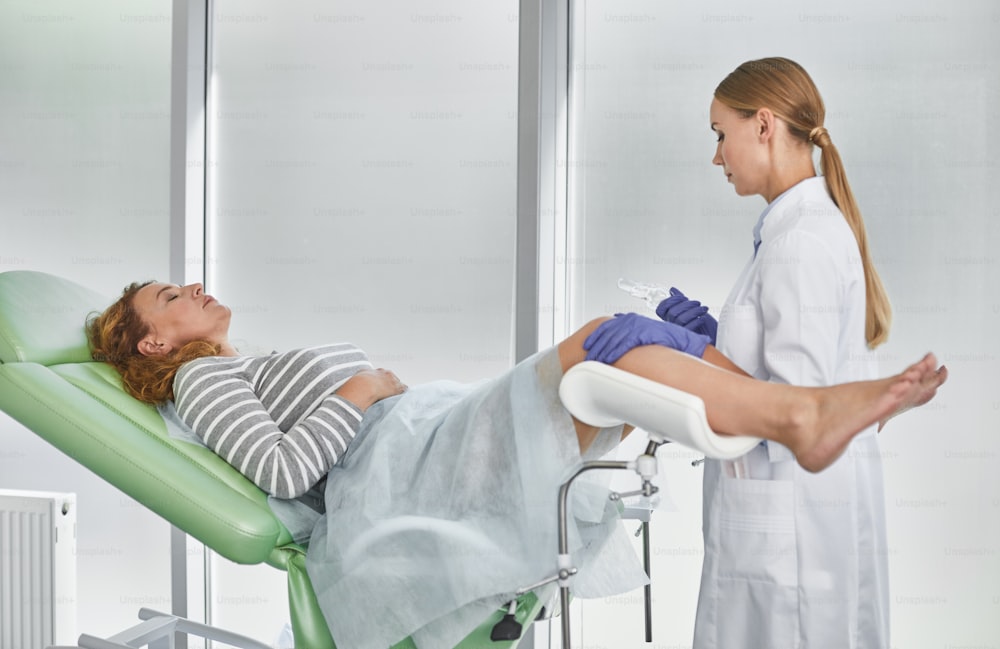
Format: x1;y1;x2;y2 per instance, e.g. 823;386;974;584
692;177;891;649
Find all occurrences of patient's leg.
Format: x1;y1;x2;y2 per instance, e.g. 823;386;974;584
558;318;946;472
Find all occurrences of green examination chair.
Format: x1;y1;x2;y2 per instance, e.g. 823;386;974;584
0;271;544;649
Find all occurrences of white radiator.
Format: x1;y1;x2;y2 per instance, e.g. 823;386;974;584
0;489;77;649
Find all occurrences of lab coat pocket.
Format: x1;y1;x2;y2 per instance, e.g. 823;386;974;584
718;477;797;585
715;477;799;647
717;303;762;377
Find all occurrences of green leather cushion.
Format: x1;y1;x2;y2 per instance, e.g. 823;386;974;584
0;270;110;365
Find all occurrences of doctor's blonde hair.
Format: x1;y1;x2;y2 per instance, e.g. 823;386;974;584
715;57;891;348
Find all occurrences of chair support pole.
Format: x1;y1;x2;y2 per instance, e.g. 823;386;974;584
642;440;660;642
643;521;652;642
557;460;632;649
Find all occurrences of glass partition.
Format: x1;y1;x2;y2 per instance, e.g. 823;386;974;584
207;0;519;639
0;1;172;287
208;0;519;384
0;0;174;639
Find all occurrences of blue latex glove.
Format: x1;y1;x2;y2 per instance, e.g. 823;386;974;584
583;313;711;365
655;287;718;345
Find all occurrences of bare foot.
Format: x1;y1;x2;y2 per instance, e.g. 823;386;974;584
878;357;949;431
789;353;947;472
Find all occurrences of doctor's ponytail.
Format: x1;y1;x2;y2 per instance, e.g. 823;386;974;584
715;57;891;348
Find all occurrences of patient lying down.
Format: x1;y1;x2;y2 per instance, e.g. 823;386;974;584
89;280;945;478
87;280;946;649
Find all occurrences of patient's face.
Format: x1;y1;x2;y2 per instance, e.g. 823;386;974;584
133;282;231;356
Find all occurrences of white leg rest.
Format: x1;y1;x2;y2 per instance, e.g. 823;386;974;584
559;361;761;459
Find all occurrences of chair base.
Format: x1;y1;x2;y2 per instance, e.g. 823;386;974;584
71;608;273;649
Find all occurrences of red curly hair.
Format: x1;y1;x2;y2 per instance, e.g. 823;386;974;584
86;281;220;404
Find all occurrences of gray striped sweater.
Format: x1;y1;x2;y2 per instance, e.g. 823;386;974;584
174;343;372;499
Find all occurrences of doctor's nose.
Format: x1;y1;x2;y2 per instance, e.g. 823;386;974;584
712;144;723;166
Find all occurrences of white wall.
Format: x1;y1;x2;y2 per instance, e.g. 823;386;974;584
0;0;175;640
569;1;1000;647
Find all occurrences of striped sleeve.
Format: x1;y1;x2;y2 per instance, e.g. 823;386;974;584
175;355;366;499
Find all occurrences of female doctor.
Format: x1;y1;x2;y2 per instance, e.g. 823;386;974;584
659;58;894;647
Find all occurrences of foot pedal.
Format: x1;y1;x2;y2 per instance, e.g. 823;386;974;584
490;613;522;641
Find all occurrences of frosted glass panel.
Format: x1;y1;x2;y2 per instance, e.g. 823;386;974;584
208;0;519;386
0;0;172;290
0;0;173;640
569;1;999;646
207;2;518;641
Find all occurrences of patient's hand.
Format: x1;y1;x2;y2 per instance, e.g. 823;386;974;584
336;368;407;411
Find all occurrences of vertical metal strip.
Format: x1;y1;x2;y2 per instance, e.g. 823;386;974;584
201;3;215;644
168;0;186;287
565;0;585;333
515;0;542;364
550;0;571;345
516;7;541;647
516;0;568;361
202;0;215;293
169;526;188;649
170;0;208;287
168;3;190;641
518;5;570;648
169;3;209;647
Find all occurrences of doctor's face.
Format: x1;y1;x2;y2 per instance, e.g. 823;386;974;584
133;282;231;356
709;98;769;198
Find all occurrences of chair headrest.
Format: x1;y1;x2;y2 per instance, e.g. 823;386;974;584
0;271;110;365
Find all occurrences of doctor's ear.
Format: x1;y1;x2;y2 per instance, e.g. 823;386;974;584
755;108;777;141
